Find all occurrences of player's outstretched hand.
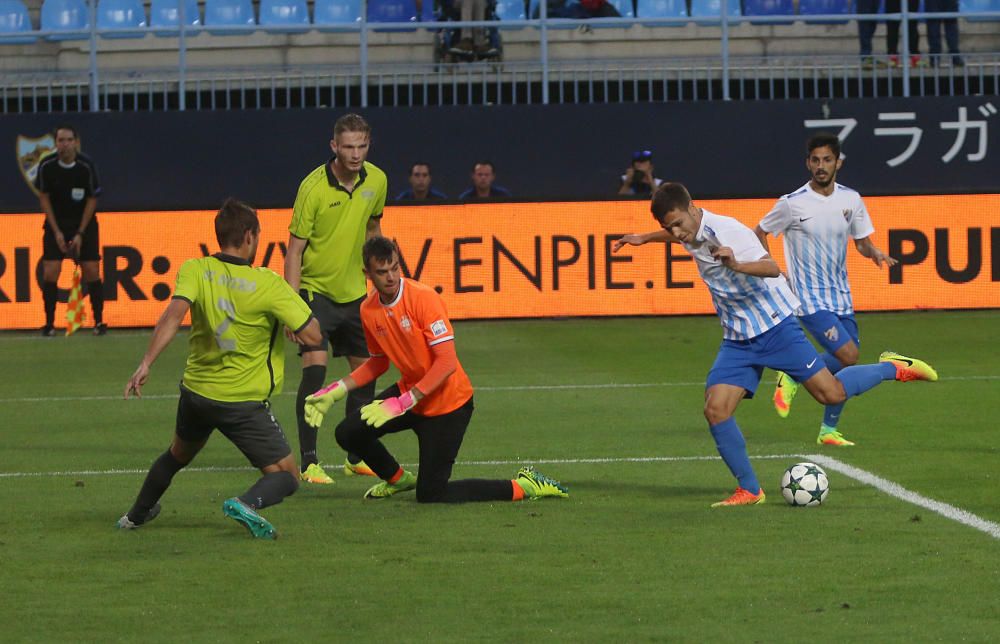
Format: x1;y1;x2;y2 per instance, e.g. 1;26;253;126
304;380;347;428
125;363;150;399
613;234;646;253
360;392;417;429
870;251;898;269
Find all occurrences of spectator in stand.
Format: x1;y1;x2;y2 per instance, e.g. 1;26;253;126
458;161;512;200
617;150;662;196
447;0;496;57
925;0;963;67
886;0;925;68
396;162;448;201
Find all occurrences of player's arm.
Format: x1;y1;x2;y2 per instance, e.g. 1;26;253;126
359;343;458;428
713;247;781;278
612;228;680;252
69;196;98;254
854;236;897;268
294;317;322;346
284;234;308;291
38;192;67;253
753;225;772;254
366;215;382;240
125;298;190;399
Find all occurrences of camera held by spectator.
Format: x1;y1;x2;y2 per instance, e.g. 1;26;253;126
618;150;662;196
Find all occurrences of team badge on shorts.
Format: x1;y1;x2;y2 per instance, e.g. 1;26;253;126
825;326;839;342
16;133;56;196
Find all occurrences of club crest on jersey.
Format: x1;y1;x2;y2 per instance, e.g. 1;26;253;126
16;133;56;196
842;209;851;221
430;320;448;337
824;326;839;342
400;316;412;331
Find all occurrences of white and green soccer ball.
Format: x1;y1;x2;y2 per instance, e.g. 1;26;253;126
780;462;829;507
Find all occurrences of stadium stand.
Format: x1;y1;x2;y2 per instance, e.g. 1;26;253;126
259;0;310;31
149;0;200;31
203;0;256;33
0;0;35;42
39;0;88;39
96;0;147;37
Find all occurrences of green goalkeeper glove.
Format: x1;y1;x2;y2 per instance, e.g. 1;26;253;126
304;380;347;428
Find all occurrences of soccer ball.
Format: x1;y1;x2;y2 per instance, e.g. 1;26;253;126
780;462;829;507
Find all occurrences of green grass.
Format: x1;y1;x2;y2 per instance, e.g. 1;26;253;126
2;311;998;642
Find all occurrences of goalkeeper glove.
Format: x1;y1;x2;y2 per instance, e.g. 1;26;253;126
360;391;417;428
304;380;347;428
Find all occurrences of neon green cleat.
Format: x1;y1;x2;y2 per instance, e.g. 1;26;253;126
300;463;334;484
343;459;377;477
772;371;799;419
514;466;569;499
364;470;417;499
222;498;277;540
817;429;855;446
710;487;765;508
879;351;939;382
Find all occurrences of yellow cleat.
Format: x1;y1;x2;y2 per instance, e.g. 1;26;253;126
343;459;377;477
879;351;939;382
514;466;569;499
773;371;799;419
364;470;417;499
711;487;765;508
817;429;855;446
300;463;335;484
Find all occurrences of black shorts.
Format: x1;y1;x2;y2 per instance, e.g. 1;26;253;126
42;220;101;262
175;384;292;469
300;290;369;358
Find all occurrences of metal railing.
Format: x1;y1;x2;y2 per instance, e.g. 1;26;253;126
2;3;998;111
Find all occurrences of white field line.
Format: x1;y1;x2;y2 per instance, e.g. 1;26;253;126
806;454;1000;540
0;375;995;404
2;452;997;540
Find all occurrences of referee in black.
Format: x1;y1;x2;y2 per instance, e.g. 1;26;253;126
35;124;106;336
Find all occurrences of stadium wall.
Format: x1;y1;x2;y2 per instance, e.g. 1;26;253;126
1;196;997;329
4;96;999;213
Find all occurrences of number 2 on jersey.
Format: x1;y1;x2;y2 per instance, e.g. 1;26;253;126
214;297;237;351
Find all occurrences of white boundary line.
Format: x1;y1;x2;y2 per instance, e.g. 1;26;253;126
2;452;997;540
806;454;1000;540
0;375;995;404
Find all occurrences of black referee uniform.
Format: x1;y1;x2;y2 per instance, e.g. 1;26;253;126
35;151;104;333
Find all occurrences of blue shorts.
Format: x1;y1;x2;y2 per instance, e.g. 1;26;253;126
798;310;860;355
706;316;826;398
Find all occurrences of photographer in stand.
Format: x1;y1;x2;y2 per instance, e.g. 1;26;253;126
617;150;662;196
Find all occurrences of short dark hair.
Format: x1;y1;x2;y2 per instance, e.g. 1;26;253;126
333;113;371;139
215;198;260;249
472;160;495;173
807;132;841;158
53;123;78;139
410;162;432;175
363;236;399;269
650;182;692;223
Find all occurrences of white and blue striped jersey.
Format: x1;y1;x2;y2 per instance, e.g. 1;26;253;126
758;182;875;316
684;210;800;341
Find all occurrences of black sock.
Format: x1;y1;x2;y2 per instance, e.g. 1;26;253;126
239;471;298;510
296;365;327;470
345;379;377;465
42;281;58;327
86;280;104;325
128;450;184;522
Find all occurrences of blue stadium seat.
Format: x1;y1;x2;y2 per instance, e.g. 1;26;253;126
606;0;633;18
367;0;430;30
961;0;1000;20
97;0;147;38
204;0;256;33
689;0;740;25
40;0;89;39
799;0;851;24
495;0;526;21
0;0;35;43
149;0;200;33
259;0;310;31
742;0;794;24
635;0;685;22
313;0;361;28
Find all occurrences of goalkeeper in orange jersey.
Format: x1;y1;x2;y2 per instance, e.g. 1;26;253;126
304;236;568;502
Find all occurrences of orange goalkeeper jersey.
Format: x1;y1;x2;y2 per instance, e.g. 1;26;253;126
360;278;474;416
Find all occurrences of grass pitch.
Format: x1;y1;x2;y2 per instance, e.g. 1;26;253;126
1;311;998;642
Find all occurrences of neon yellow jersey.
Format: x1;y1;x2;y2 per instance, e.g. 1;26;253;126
289;159;387;303
173;254;313;402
